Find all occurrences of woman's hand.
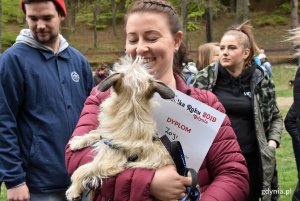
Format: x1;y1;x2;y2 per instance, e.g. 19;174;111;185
268;140;277;148
150;165;192;201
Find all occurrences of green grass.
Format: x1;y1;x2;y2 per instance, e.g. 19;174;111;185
272;64;297;97
0;185;5;200
273;64;297;201
277;131;297;200
0;64;298;200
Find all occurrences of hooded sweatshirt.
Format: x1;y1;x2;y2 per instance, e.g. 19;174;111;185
15;29;69;53
213;65;257;154
0;29;94;193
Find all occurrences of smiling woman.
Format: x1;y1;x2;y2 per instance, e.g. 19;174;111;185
65;1;249;201
124;10;182;87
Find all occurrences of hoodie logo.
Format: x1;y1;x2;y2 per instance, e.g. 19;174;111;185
244;91;252;98
71;71;80;82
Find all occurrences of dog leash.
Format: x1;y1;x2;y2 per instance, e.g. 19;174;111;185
181;168;199;201
160;135;200;201
101;135;199;200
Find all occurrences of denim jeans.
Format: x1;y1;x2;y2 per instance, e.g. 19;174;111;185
30;192;67;201
261;61;272;78
293;181;300;201
292;135;300;201
30;190;89;201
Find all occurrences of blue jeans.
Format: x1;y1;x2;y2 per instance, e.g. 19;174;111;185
292;136;300;201
261;61;272;78
30;192;67;201
30;190;90;201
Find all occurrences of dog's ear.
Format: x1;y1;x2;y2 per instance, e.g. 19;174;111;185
98;73;122;92
152;81;175;99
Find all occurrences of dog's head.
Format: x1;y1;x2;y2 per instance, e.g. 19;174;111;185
98;56;175;103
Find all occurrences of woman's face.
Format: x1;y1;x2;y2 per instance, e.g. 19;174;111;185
125;12;182;81
219;34;249;71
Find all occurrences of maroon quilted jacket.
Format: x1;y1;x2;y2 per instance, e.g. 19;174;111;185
65;75;249;201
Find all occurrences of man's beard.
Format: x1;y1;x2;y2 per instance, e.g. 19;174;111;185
34;32;59;46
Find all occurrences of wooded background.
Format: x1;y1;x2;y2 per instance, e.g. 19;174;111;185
0;0;299;64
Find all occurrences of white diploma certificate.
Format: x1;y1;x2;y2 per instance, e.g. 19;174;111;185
152;89;226;170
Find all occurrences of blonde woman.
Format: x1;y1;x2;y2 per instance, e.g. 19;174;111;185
183;42;219;85
196;42;220;70
193;21;283;201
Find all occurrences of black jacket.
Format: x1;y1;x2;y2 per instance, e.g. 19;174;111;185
294;67;300;135
285;103;299;139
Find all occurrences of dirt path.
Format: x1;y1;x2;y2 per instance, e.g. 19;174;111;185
277;97;293;108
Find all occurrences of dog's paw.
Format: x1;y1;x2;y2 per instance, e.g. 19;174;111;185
69;136;86;151
66;186;82;201
83;176;102;190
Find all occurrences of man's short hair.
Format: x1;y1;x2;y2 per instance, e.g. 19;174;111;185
21;0;67;17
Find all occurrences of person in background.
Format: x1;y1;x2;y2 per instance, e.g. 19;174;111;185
255;49;272;78
65;0;249;200
196;42;220;71
93;63;113;85
284;103;300;201
0;82;7;196
0;0;94;200
288;26;300;201
192;21;283;201
182;59;198;85
183;42;220;85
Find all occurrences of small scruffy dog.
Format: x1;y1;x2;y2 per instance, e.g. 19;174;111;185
66;56;175;201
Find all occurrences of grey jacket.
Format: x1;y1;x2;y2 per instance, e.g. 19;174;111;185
192;61;283;201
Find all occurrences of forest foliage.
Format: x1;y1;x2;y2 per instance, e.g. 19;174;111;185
0;0;296;52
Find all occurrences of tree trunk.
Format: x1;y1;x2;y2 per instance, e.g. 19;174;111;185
93;4;98;48
111;0;117;37
291;0;298;29
290;0;299;56
235;0;242;23
236;0;249;23
243;0;249;22
70;0;76;32
96;0;101;15
61;0;70;40
92;0;101;48
181;0;188;45
205;0;213;42
230;0;235;13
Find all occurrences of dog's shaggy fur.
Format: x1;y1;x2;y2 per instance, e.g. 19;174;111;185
66;56;175;201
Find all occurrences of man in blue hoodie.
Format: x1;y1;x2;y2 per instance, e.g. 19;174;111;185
0;0;94;200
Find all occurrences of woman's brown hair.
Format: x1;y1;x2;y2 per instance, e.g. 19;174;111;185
197;42;219;70
125;0;190;75
223;20;259;68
